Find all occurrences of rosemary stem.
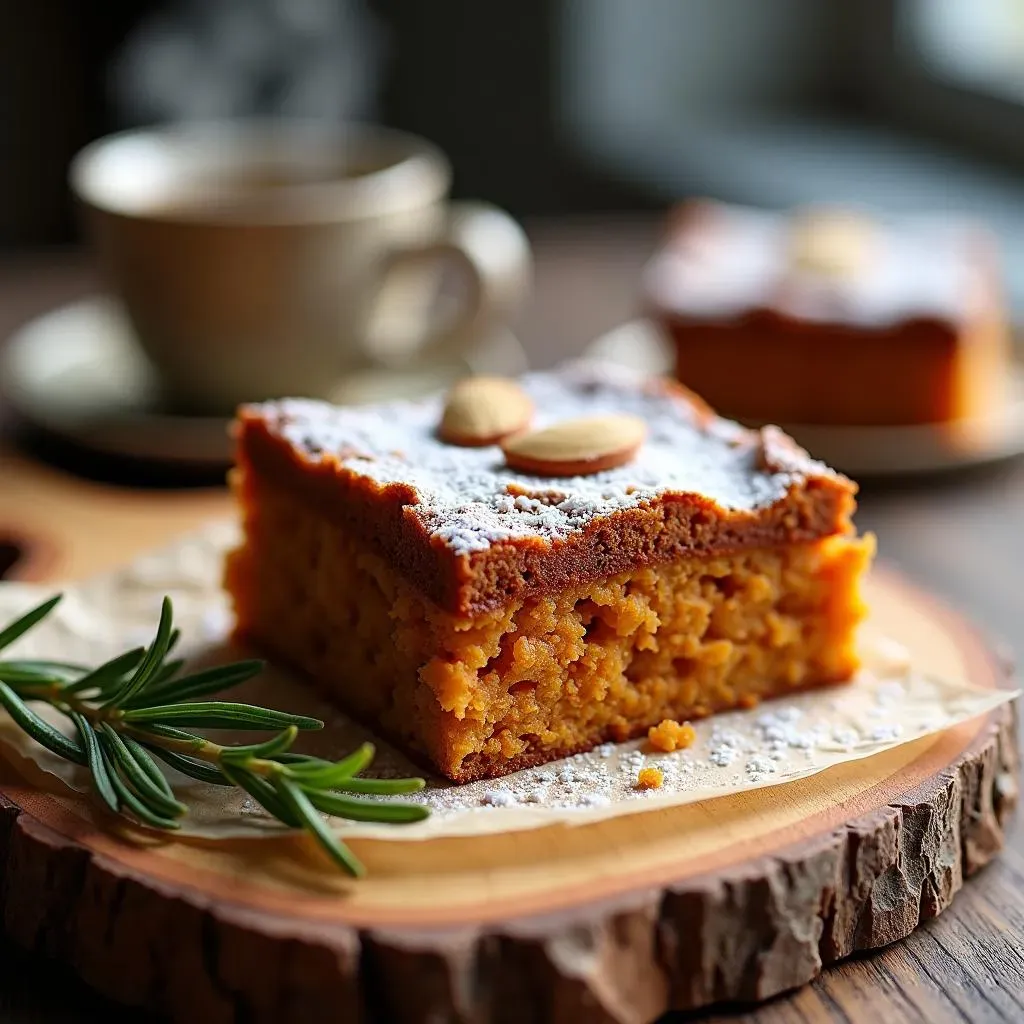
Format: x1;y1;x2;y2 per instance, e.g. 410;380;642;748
122;724;224;760
121;725;281;779
20;683;119;722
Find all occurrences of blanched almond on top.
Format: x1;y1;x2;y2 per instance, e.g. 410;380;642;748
502;415;647;476
438;376;534;447
788;208;874;277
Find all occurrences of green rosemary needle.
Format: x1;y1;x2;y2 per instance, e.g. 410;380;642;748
0;594;429;876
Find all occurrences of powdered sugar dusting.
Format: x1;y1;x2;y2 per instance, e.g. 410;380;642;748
644;201;981;327
252;361;828;556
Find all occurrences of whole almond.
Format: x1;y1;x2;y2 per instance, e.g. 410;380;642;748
788;209;874;277
502;415;647;476
439;377;534;447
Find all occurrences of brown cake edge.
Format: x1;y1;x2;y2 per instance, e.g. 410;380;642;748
234;413;858;618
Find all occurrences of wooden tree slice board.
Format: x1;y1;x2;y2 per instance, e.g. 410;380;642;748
0;566;1017;1024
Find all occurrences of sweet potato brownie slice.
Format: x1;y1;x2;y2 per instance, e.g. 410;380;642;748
225;363;873;782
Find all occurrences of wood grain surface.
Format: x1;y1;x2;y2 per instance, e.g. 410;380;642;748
2;225;1024;1023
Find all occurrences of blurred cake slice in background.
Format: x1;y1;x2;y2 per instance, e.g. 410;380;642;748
643;199;1011;432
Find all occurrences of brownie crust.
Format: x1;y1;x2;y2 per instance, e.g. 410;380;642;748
235;396;856;617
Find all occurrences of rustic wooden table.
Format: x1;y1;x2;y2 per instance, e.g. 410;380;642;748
1;221;1023;1023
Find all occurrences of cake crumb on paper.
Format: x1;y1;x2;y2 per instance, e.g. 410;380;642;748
636;767;664;790
648;719;697;753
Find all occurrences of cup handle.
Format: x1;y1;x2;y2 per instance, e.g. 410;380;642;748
364;200;532;370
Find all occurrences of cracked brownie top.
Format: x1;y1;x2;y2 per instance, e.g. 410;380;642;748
234;362;859;615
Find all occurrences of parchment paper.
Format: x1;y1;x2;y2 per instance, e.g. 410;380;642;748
0;521;1014;841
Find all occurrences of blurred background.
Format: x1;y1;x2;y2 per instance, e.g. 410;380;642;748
3;0;1024;472
4;7;1024;1015
6;0;1024;315
4;0;1024;453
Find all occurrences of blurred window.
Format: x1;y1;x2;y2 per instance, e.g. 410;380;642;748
903;0;1024;101
558;0;1024;317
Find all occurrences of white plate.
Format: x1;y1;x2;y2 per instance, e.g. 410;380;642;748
583;318;1024;477
0;297;528;468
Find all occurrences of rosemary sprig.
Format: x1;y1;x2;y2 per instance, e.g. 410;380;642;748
0;595;429;876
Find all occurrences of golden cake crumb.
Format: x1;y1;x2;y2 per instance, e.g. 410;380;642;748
648;719;697;753
636;767;664;790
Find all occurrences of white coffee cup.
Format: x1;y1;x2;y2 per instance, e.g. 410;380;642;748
70;121;532;413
